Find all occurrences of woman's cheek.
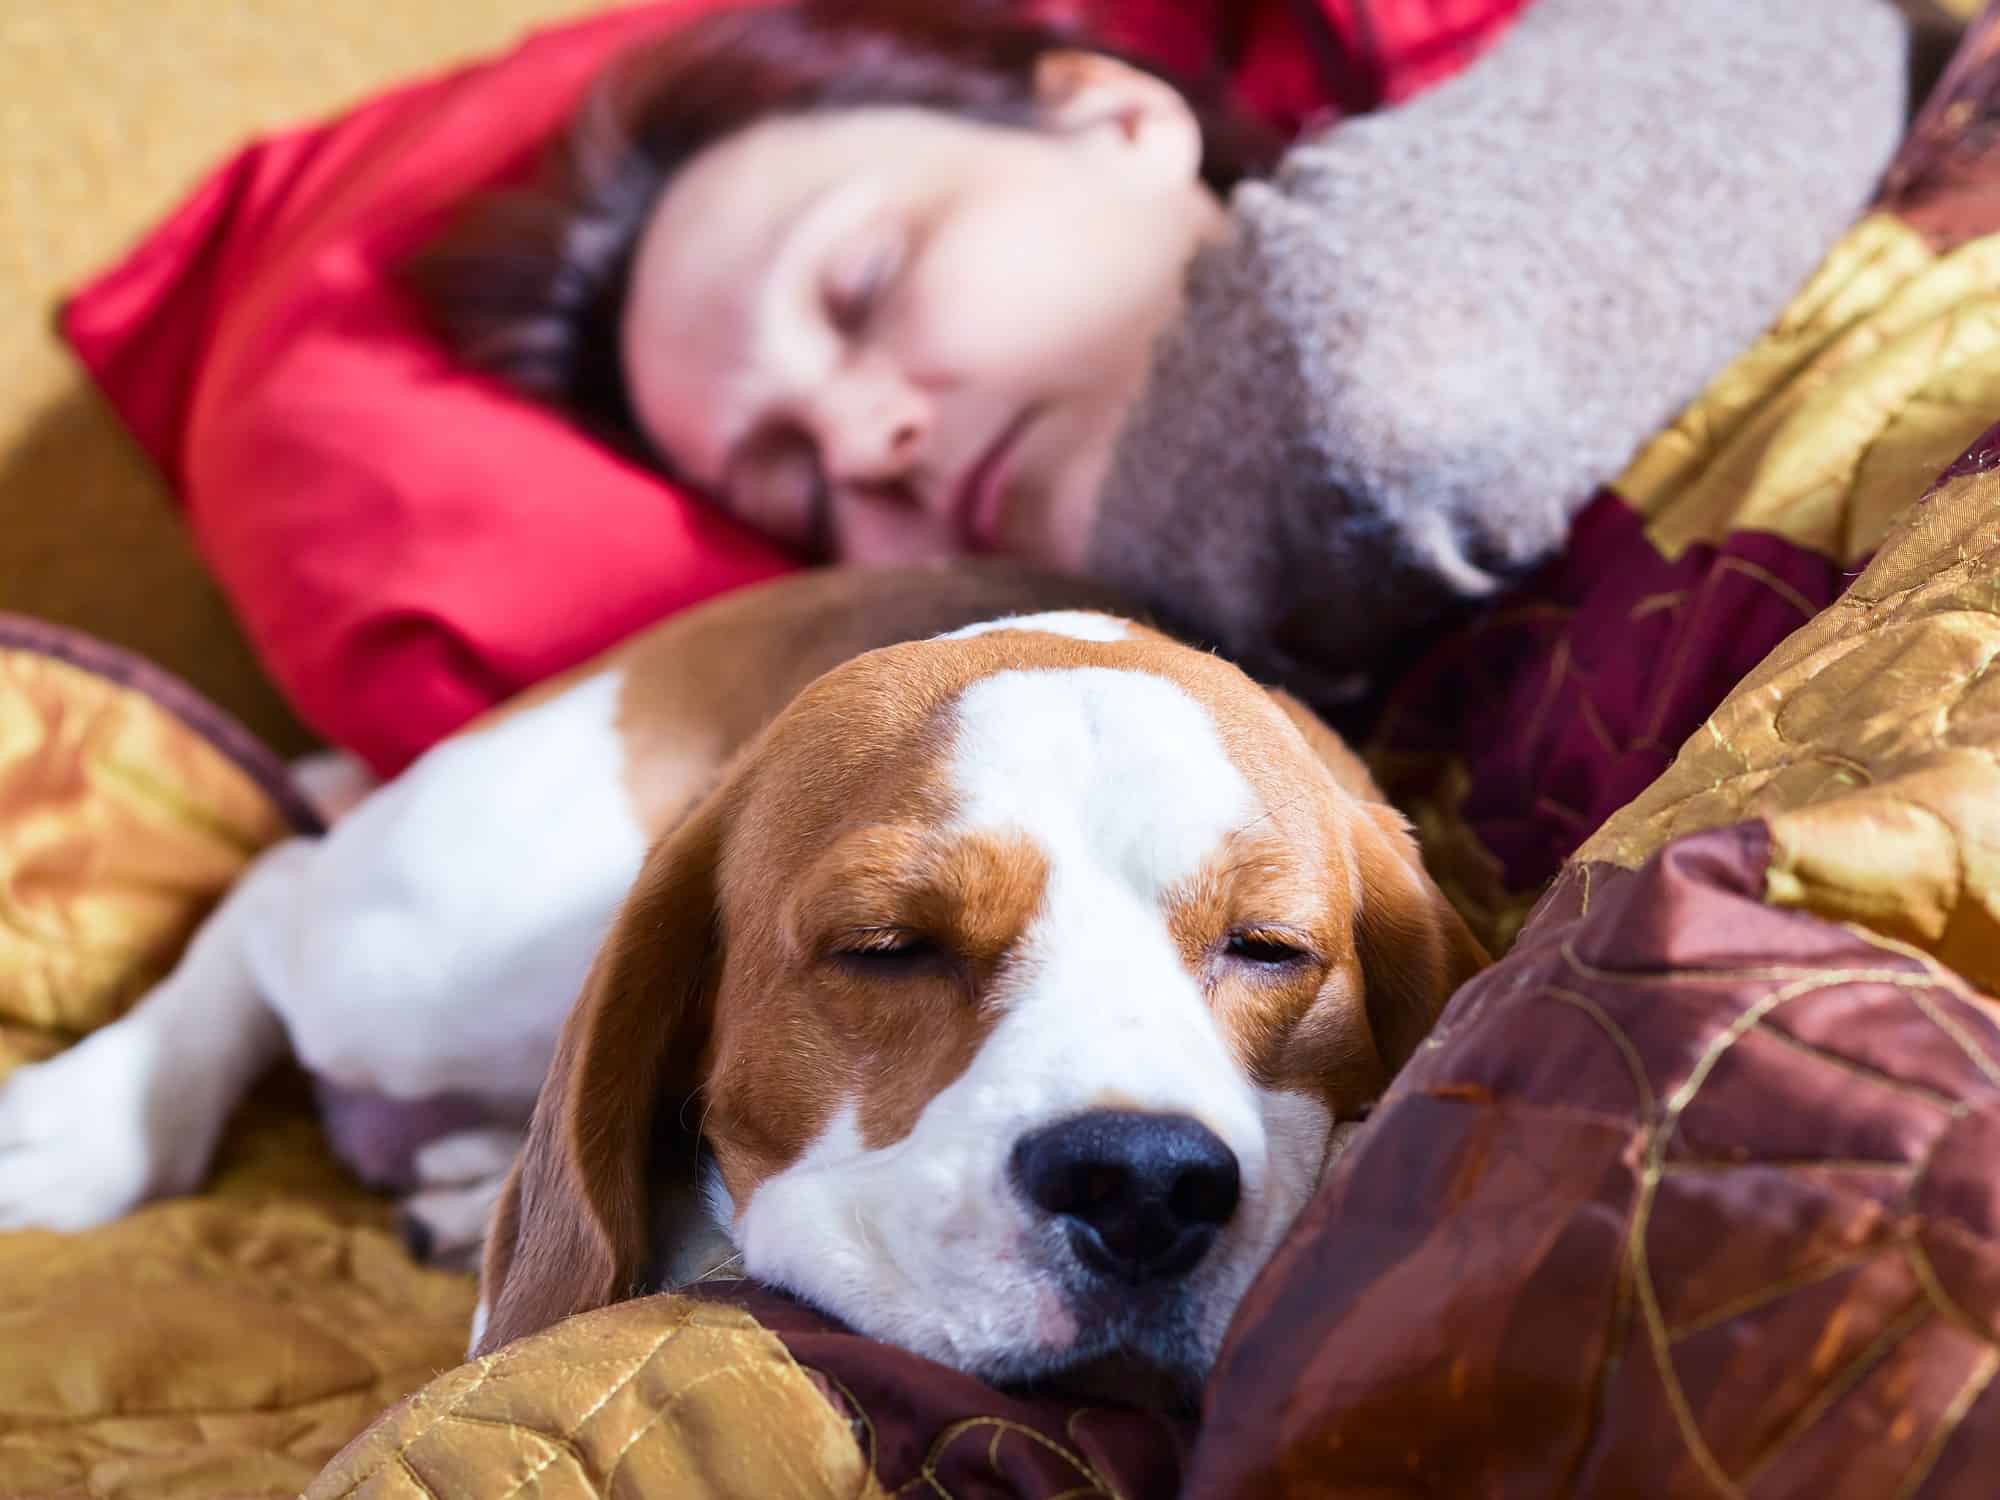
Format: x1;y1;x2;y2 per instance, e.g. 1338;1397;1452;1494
911;198;1160;383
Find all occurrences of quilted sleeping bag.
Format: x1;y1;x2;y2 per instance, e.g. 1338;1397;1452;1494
5;3;2000;1499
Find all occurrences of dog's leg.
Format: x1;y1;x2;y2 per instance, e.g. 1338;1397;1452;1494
266;678;649;1275
248;671;649;1108
0;669;648;1234
0;839;311;1229
397;1126;527;1272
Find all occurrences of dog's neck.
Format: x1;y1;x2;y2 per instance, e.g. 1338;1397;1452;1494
644;1132;742;1290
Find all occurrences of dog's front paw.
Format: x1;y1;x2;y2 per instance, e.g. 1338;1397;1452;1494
0;1020;212;1230
396;1127;524;1272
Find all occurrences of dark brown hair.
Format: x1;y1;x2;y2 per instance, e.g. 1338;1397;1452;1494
408;0;1277;457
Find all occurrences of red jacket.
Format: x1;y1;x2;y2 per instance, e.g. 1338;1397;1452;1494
1085;0;1528;134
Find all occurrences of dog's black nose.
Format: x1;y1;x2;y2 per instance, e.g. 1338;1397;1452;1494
1010;1110;1240;1283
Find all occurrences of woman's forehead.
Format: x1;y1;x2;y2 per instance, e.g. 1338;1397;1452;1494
624;122;829;477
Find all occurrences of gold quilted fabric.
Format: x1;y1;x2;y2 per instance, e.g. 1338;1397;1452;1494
0;645;288;1059
1579;459;2000;996
1618;215;2000;565
0;1184;475;1499
0;632;482;1497
304;1297;882;1500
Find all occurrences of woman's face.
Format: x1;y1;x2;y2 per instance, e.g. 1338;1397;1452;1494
621;53;1222;571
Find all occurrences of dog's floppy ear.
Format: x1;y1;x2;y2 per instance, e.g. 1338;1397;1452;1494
1264;687;1488;1075
473;789;727;1357
1348;801;1489;1073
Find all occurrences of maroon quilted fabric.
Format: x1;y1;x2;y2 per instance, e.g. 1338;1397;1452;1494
1189;826;2000;1499
1370;505;1845;891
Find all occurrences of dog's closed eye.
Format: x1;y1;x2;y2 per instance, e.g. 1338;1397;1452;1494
828;928;951;975
1220;929;1315;968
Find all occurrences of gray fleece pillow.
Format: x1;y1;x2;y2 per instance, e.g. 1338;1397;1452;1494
1088;0;1909;705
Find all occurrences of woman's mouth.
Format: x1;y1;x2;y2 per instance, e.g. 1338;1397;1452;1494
952;408;1041;553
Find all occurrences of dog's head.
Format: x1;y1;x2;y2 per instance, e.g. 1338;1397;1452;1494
475;612;1485;1396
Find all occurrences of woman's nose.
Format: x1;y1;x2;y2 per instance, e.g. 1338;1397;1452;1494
809;367;929;492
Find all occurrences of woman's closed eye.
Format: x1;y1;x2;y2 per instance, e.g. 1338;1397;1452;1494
825;232;906;336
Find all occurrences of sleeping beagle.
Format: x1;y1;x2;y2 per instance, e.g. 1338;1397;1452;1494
0;562;1483;1396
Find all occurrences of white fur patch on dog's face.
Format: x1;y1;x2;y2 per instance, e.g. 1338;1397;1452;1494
935;610;1133;643
732;667;1331;1383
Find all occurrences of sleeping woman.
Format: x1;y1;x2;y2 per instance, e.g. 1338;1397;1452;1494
416;0;1909;709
